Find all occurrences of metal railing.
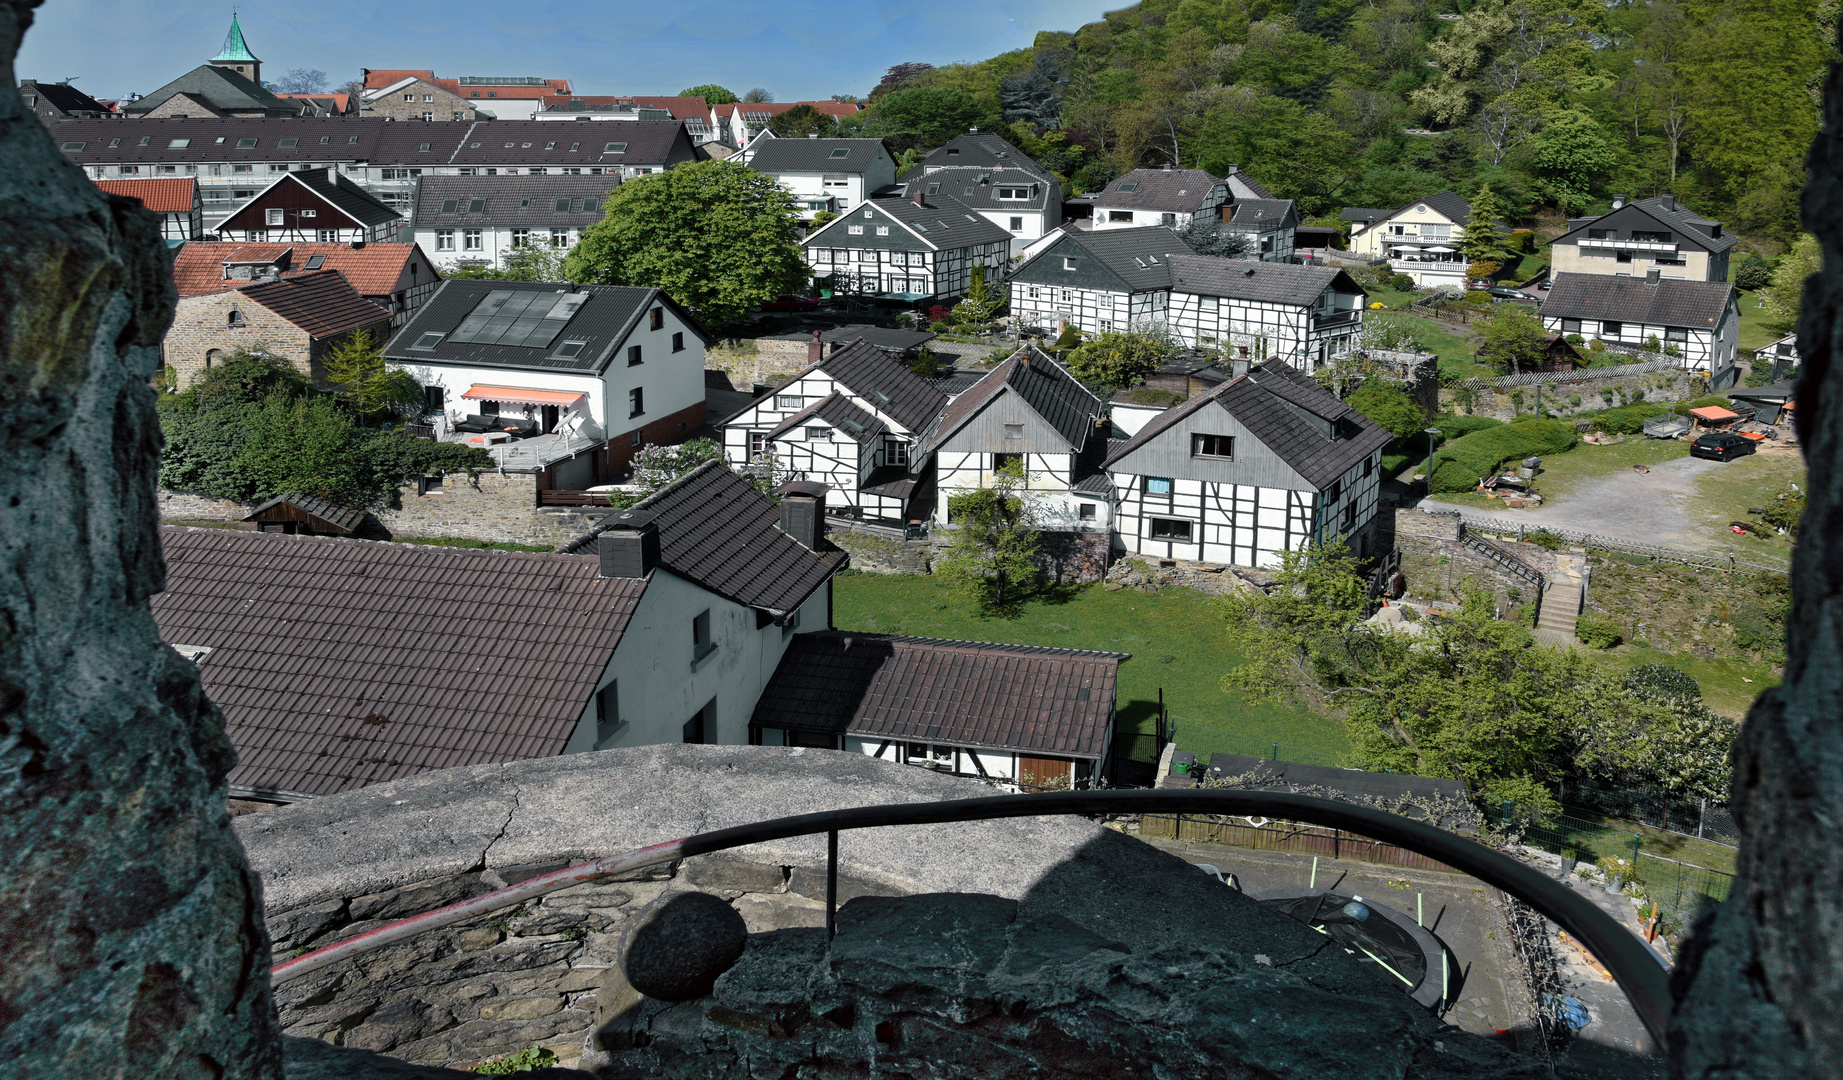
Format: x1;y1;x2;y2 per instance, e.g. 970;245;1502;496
267;790;1673;1043
1458;524;1546;591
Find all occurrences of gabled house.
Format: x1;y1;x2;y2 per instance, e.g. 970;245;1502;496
124;16;302;118
1165;257;1367;367
170;241;441;326
1091;168;1228;232
95;177;204;244
1105;359;1392;567
1221;196;1299;262
1549;194;1736;284
720;338;948;523
151;463;843;801
914;131;1058;182
360;69;573;121
891;166;1064;255
802;195;1013;302
752;632;1128;790
388;279;711;480
18;79;111;123
1541;269;1741;385
161;269;393;390
922;345;1110;534
409;175;618;269
1757;332;1800;381
212;168;403;244
1009;226;1182;335
1340;191;1473;287
742;136;896;220
710;101;863;148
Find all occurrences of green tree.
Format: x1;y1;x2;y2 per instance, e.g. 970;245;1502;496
1761;234;1820;326
1735;254;1772;291
869;87;991;148
679;84;739;105
322;329;424;420
768;104;836;139
1064;331;1170;390
1529;111;1618;216
445;244;569;282
741;87;774;103
1457;185;1509;263
1347;383;1424;441
936;458;1041;611
1477;305;1551;375
564;161;807;331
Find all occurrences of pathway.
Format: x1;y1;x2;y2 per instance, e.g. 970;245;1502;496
1423;455;1726;550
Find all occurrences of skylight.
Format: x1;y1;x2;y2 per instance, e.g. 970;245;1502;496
236;138;257;148
440;199;458;213
1118;181;1139;192
554;340;587;359
411;332;445;349
60;141;85;150
278;137;298;148
829;147;850;159
554;198;570;212
168;138;190;148
604;142;628;153
418;142;431;152
304;254;326;269
448;289;588;349
467;198;485;213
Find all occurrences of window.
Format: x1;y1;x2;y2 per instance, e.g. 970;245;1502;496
551;228;570;247
1161;213;1177;227
204;348;223;368
649;307;664;331
847;225;863;235
417;474;443;495
435;229;454;251
749;431;768;457
418;142;431;152
692;610;715;662
423;93;434;103
468;198;486;213
304;255;326;270
1191;434;1234;458
227;309;243;327
411;332;445;350
463;229;482;250
1143;476;1173;495
604;142;627;153
402;93;415;102
1560;318;1582;334
1342;504;1357;530
265;209;284;226
629;387;644;416
875;226;889;236
1062;256;1077;271
236;138;257;148
510;228;531;247
627;344;642;366
584;198;600;212
1325;478;1343;503
316;229;339;242
1632;231;1672;244
1665;326;1689;343
776;395;803;409
59;141;84;150
806;426;832;441
1616;251;1633;264
782;607;802;635
554;340;587;359
1079;502;1096;520
672;331;685;352
1117;181;1139;192
1587;228;1610;240
1009;216;1024;231
997;187;1030;200
1150;518;1193;541
440;198;458;213
277;137;299;148
1602;321;1624;337
1003;423;1023;441
1363;455;1375;478
596;682;622;743
298;209;316;218
168;138;190;148
992;452;1021;472
232;163;252;174
1108;210;1133;222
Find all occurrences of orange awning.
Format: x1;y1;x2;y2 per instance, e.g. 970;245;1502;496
460;385;586;407
1688;406;1738;421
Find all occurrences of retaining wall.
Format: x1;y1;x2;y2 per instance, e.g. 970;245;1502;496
1390;508;1557;611
1441;368;1698;422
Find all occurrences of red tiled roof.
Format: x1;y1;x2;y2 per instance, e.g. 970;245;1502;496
280;92;349;111
169;242;432;298
363;70;571;99
94;176;197;213
363;69;438;89
236;269;392;338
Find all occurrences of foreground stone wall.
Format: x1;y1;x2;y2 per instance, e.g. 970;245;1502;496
372;471;596;547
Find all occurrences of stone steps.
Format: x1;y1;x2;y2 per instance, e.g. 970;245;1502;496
1537;583;1583;638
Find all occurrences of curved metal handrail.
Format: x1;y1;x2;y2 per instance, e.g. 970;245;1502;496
269;789;1672;1042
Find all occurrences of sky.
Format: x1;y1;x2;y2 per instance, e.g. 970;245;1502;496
18;0;1119;103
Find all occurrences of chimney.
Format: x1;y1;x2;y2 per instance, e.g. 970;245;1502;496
1646;266;1661;285
778;486;827;550
1226;163;1240;174
597;512;660;578
913;190;925;206
807;329;823;364
1660;194;1677;212
1611;194;1627;210
1231;354;1251;378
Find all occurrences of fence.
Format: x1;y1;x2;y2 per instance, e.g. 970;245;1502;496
1502;804;1733;937
1457;359;1679;390
1137;813;1459;873
1425;508;1790;576
1558;775;1740;848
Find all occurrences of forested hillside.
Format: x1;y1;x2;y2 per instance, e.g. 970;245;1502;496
837;0;1832;247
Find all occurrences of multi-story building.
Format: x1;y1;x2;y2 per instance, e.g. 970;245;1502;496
912;131;1058;183
18;79;111;124
1009;226;1181;335
359;69;572;122
408;175;617;269
892;166;1063;256
742;136;896;220
208;168;402;244
1541;269;1741;386
359;74;479;123
801;194;1013;302
170;241;441;327
1339;191;1474;287
1548;194;1736;284
1090;168;1228;232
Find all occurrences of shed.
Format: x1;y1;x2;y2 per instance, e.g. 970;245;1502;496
1688;405;1741;430
243;493;368;536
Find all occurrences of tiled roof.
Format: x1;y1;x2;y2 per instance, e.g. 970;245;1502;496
752;631;1127;759
713;101;862;119
917;133;1057;181
387;279;703;375
1339;207;1395;223
845;195;1015;251
94;176;197;212
1094;168;1225;212
169;242;432;298
1223;167;1276;199
242;493;367;534
410;174;620;227
448;120;687;166
1558;196;1738;254
22;79;110;115
815;338;949;434
1106;359;1392;489
893;166;1056;210
1542;273;1736;329
150;527;643;798
562;461;847;613
237;270;392;338
746;138;889;174
539;95;709;120
924;346;1099;454
767;392;887;444
1015;227;1186;292
289;169;407;227
1408;190;1472;226
1225;198;1296;229
1168;255;1358;307
363;69;439;89
125;64;296;115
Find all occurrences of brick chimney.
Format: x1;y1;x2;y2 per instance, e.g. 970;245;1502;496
807;329;823;365
597;512;660;578
913;190;925;206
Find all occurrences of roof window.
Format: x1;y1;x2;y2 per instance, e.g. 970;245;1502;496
440;198;459;213
554;340;587;359
278;137;298;148
411;332;445;349
110;138;123;147
829;147;850;158
237;138;257;148
555;198;571;212
348;135;359;143
418;142;431;152
304;254;325;269
519;197;531;208
569;142;581;151
319;136;330;144
468;198;486;213
604;142;627;153
504;142;515;148
1118;181;1138;192
168;138;190;148
545;141;556;149
1062;256;1078;271
926;183;940;195
137;135;150;146
60;141;84;150
521;142;532;148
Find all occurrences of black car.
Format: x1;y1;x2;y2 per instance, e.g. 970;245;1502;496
1691;432;1758;462
1486;286;1532;301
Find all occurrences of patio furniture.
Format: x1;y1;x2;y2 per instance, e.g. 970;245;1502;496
496;417;540;438
453;414;503;434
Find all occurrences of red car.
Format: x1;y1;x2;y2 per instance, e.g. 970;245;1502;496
761;294;821;312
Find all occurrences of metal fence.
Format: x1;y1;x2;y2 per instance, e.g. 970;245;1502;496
1502;804;1733;937
1558;776;1740;848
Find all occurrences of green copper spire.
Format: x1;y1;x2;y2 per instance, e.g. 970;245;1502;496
212;13;260;63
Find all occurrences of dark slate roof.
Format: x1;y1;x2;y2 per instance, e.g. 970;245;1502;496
288;168;403;227
448;120;688;167
386;279;705;374
1223;167;1276;200
767;392;887;445
917;132;1056;181
852;195;1015;250
411;174;620;227
815;338;949;434
1541;273;1736;329
1093;169;1225;212
759;324;936;353
237;270;392;338
746;137;889;174
1558;195;1738;254
752;631;1128;759
243;492;367;534
150;528;644;798
924;346;1099;454
21;79;109;116
1408;190;1472;226
892;166;1056;210
1105;359;1392;489
1225;198;1296;230
1167;256;1360;307
125;64;297;115
561;461;846;613
1728;380;1797;404
1339;207;1395;224
1014;226;1186;292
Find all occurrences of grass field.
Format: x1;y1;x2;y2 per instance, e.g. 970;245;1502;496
1685;448;1804;563
830;575;1352;763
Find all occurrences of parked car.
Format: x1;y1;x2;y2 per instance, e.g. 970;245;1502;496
761;294;821;312
1537;279;1554;291
1467;278;1494;288
1485;286;1530;301
1690;432;1758;462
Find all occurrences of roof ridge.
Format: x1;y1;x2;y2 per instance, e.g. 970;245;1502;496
809;629;1132;660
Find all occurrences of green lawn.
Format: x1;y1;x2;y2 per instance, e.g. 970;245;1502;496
1598;642;1780;721
1728;264;1790;357
1684;449;1804;564
1522;438;1691;499
830;575;1351;764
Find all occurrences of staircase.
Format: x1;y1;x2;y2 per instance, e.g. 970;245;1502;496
1535;581;1582;640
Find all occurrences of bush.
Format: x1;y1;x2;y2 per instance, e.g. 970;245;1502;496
928;321;950;333
1574;612;1623;648
1759;489;1804;533
1432;414;1504;439
1626;664;1702;705
1508;229;1537;253
1593;403;1666;434
1565;333;1585;346
1428;418;1579;492
1589;338;1607;352
1347;383;1425;440
1526;529;1563;550
1736;254;1772;291
1389;273;1417;292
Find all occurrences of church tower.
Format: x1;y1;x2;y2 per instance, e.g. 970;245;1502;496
209;13;262;85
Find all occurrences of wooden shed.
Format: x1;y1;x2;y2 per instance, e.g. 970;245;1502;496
243;493;367;536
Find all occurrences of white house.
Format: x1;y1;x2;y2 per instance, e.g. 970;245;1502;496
387;279;712;481
1221;197;1300;263
923;345;1110;533
1165;256;1368;368
1541;269;1742;387
1339;191;1473;288
209;168;403;244
893;165;1064;256
1009;226;1183;336
801;195;1014;302
742;136;896;220
1090;168;1228;232
1548;194;1736;284
408;174;617;270
720;337;948;524
1105;359;1392;568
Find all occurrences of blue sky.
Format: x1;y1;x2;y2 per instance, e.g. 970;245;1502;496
19;0;1118;103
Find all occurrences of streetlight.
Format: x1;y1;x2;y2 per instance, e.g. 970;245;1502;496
1421;427;1443;496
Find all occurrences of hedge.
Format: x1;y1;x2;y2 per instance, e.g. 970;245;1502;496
1428;418;1580;493
1432;414;1503;440
1591;403;1667;434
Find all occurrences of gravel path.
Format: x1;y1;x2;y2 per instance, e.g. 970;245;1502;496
1424;455;1726;549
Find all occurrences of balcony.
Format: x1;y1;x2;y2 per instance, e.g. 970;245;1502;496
1580;237;1678;253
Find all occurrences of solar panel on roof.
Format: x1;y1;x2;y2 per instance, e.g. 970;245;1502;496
448;289;587;349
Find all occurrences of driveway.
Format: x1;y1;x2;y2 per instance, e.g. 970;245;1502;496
1424;455;1727;550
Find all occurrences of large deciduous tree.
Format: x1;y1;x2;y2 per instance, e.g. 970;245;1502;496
768;104;836;139
869;87;991;149
1064;331;1171;391
936;458;1041;611
564;161;806;331
679;84;739;104
1476;304;1551;375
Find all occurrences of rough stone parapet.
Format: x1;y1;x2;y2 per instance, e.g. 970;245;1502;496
1103;554;1261;595
1439;368;1698;422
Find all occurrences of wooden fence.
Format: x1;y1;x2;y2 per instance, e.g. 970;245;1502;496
1138;813;1462;873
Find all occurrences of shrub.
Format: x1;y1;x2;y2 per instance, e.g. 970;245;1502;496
471;1046;560;1074
1433;414;1503;439
1565;333;1585;346
1759;489;1804;533
1568;394;1581;407
928;321;950;333
1389;273;1417;292
1427;418;1579;492
1644;335;1661;351
1517;601;1538;627
1736;254;1772;291
1348;383;1425;440
1589;338;1607;352
1526;529;1563;550
1626;664;1702;705
1508;229;1537;253
1594;403;1666;434
1574;612;1623;648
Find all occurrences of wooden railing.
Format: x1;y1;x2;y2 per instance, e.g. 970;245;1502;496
536;490;612;507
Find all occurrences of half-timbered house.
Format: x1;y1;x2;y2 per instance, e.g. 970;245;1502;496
1540;269;1740;385
801;193;1013;302
1166;257;1368;367
891;165;1064;255
211;167;403;244
1009;226;1183;335
1091;168;1228;231
1105;360;1392;567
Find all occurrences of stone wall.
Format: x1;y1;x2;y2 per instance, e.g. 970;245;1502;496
1390;508;1554;611
827;523;932;574
373;471;598;547
1440;368;1698;422
159;487;250;522
162;289;389;391
1103;555;1260;596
